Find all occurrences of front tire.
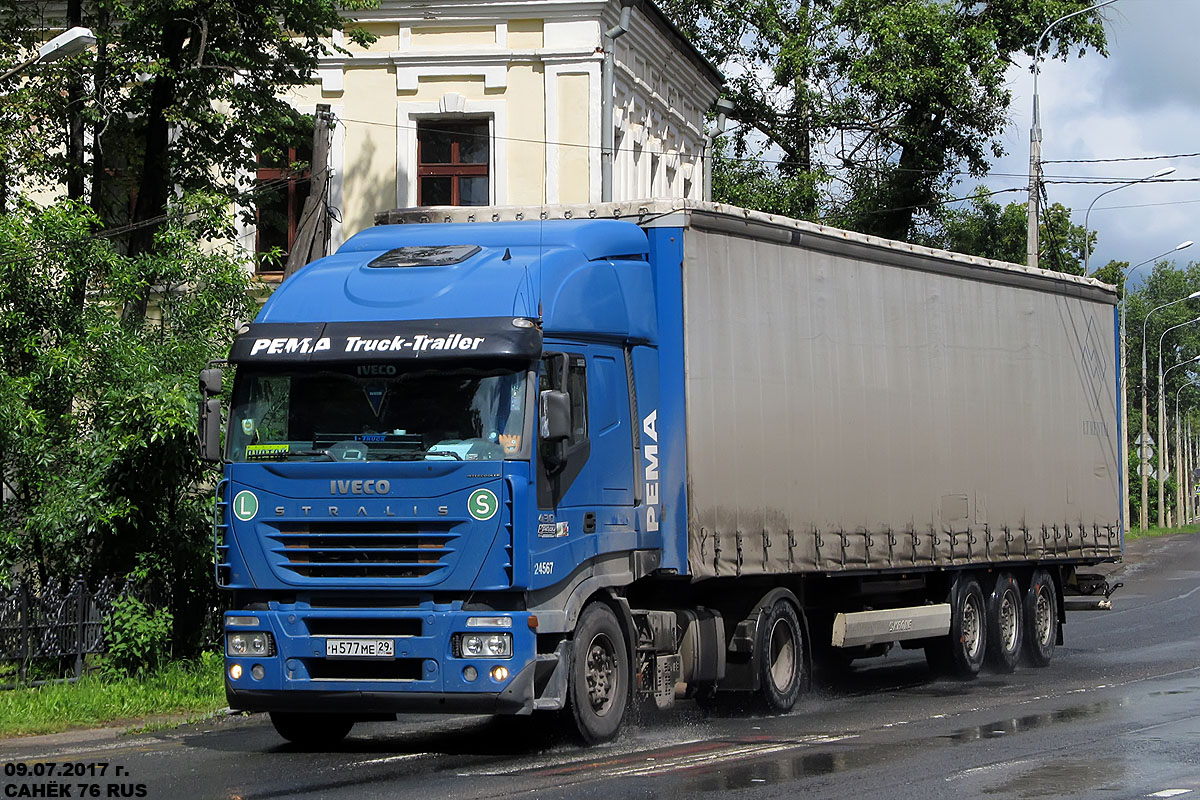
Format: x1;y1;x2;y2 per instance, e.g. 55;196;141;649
756;598;805;712
986;572;1023;673
566;602;630;745
269;712;354;747
1023;568;1059;667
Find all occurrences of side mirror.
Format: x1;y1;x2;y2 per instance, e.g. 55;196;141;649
198;397;223;463
199;368;223;396
539;390;571;443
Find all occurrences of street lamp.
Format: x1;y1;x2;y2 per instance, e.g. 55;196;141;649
1153;354;1200;527
1027;0;1118;270
0;26;96;82
1136;280;1200;531
1084;167;1176;275
1159;315;1200;525
1174;380;1200;525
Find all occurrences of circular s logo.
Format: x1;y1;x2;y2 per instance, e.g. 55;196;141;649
468;488;499;521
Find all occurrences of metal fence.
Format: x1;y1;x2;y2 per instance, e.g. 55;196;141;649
0;576;123;685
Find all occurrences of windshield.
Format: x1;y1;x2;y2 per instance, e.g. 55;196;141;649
227;364;530;462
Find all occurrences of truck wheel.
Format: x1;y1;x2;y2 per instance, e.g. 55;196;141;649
567;602;629;744
269;712;354;747
985;572;1023;673
926;574;987;678
1023;568;1059;667
756;598;804;712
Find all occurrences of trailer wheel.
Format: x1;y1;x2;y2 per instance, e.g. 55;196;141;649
925;574;987;678
269;712;354;747
756;598;804;712
1023;568;1059;667
566;602;629;744
985;572;1023;673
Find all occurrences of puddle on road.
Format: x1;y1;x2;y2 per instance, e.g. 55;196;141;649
981;758;1125;798
674;698;1130;792
940;699;1124;743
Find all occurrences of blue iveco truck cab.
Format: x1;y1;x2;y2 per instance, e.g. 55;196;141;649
201;201;1122;746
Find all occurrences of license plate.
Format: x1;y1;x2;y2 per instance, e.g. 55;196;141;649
325;638;395;659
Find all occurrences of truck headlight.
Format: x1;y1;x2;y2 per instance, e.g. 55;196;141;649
227;631;275;657
454;633;512;659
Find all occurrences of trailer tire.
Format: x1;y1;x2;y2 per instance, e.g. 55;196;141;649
985;572;1023;673
925;573;987;678
1023;569;1058;667
566;602;629;744
269;712;354;747
756;598;804;712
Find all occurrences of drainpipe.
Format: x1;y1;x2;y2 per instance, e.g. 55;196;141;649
702;98;735;202
601;1;634;202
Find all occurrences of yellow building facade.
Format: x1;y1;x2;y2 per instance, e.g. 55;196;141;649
238;0;724;253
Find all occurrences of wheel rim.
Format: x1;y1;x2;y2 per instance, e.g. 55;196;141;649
1034;586;1053;647
1000;590;1019;653
962;593;982;659
585;632;618;717
768;617;797;692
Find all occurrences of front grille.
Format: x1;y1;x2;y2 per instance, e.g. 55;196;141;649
306;658;425;681
266;521;457;582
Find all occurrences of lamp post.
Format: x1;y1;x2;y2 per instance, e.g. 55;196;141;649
0;26;96;82
1158;315;1200;525
1084;167;1176;275
1174;381;1199;525
1027;0;1118;270
1155;354;1200;526
1136;274;1200;531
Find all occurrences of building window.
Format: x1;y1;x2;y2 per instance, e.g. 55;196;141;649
417;120;490;206
255;143;312;271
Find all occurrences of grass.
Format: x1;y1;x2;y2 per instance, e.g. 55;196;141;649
1126;523;1200;541
0;651;226;738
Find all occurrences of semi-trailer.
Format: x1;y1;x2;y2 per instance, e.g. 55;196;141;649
202;200;1121;746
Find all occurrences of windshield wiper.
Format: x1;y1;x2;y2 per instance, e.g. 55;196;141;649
423;450;463;460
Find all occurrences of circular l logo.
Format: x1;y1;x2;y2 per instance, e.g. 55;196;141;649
468;488;499;521
233;490;259;522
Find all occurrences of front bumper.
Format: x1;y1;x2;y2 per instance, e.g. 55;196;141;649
223;605;539;716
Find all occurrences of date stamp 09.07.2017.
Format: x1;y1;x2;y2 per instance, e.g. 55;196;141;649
2;762;147;798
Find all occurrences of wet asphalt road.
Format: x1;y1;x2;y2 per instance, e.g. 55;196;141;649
4;533;1200;800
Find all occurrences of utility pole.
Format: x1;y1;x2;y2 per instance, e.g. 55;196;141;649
283;104;334;280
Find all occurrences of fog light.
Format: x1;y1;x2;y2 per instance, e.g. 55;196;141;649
490;665;509;682
463;666;478;682
229;663;243;680
251;664;265;681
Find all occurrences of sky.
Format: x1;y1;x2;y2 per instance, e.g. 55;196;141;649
971;0;1200;279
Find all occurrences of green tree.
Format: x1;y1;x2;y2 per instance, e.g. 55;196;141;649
915;189;1093;274
0;0;374;257
0;195;253;646
663;0;1108;240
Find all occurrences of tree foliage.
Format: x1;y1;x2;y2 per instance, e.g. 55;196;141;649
0;0;374;254
914;189;1093;274
663;0;1108;241
0;196;253;644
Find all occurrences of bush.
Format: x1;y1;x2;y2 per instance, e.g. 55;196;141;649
104;595;174;677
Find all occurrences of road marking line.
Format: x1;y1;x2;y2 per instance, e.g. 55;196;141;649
1148;790;1192;797
352;753;431;767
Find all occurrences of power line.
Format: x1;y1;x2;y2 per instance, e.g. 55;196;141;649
1044;152;1200;165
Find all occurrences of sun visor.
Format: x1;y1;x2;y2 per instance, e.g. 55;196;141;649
229;317;542;363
